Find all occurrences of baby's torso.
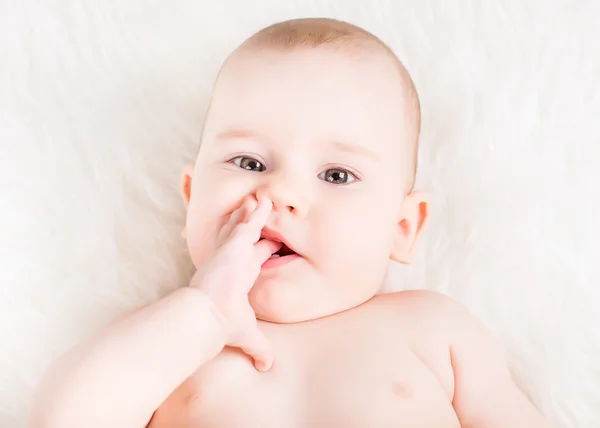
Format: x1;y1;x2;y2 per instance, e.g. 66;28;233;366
149;293;461;428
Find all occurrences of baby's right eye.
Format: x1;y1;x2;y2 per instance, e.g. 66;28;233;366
231;156;266;172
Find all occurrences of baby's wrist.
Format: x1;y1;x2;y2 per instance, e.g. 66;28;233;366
180;286;229;339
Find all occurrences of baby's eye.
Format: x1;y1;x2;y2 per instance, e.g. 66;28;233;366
231;156;265;172
318;168;357;185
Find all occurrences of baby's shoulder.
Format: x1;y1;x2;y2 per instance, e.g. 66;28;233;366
364;290;476;400
372;290;487;341
377;288;457;306
374;288;468;316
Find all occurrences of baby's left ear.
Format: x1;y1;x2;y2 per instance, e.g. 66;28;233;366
390;191;429;264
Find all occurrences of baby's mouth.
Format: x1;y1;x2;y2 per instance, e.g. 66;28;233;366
271;242;296;258
259;227;300;259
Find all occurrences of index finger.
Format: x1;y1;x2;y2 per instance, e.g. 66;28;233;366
245;196;272;233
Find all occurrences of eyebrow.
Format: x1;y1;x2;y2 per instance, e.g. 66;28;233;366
215;129;262;141
329;140;380;162
214;129;380;162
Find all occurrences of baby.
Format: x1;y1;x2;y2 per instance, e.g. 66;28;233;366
31;18;548;428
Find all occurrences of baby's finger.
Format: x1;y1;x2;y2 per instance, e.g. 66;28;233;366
242;196;259;222
245;197;272;237
254;239;282;265
229;196;271;244
220;197;254;241
240;327;274;372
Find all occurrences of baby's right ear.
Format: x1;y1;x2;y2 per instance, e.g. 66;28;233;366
180;164;195;209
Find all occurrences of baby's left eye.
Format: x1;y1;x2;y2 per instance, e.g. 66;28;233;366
318;168;357;185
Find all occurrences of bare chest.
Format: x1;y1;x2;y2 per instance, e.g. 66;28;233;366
150;317;460;428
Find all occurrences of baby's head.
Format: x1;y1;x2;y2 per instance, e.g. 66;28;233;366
181;18;428;323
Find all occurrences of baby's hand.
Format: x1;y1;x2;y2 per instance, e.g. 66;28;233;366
189;195;280;372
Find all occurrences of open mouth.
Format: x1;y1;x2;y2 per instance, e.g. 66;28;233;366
259;228;302;270
271;242;296;258
259;227;300;260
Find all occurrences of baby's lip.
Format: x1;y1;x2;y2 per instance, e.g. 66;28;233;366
259;227;302;257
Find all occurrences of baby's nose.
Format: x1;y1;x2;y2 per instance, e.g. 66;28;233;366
256;179;308;218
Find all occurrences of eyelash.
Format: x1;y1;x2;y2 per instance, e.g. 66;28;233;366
226;155;361;185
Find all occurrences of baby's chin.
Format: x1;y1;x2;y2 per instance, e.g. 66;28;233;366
249;280;374;324
248;289;316;324
252;303;338;324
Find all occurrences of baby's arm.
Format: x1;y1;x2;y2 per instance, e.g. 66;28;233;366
434;294;549;428
31;196;279;428
30;287;227;428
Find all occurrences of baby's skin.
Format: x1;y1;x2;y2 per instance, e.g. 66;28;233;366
30;18;549;428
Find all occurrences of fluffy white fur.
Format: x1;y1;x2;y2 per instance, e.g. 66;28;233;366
1;1;599;427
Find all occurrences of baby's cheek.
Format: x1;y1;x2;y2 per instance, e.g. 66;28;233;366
319;213;364;263
205;175;261;217
334;202;393;259
185;207;222;263
186;222;215;266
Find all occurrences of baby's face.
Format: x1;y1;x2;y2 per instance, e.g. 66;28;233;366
183;48;422;323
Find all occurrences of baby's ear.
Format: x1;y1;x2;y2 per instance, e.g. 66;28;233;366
390;191;429;264
180;164;195;209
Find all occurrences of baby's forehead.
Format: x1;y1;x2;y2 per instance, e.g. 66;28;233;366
215;48;408;121
211;52;406;151
220;43;407;93
215;41;417;139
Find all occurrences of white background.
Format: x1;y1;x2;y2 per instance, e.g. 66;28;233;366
1;1;599;427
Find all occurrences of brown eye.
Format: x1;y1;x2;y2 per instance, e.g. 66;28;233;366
319;168;357;184
232;156;265;172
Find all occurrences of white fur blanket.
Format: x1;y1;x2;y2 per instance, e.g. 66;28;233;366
1;1;599;427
